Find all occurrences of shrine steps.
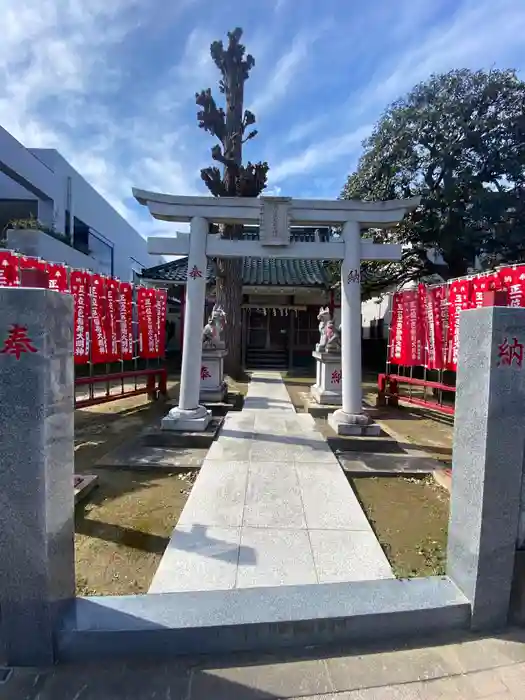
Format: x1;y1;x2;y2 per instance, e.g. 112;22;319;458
246;348;288;370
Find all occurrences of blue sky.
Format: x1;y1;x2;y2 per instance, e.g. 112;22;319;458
1;0;525;237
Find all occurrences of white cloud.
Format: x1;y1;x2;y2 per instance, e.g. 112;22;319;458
0;0;207;238
269;125;372;184
354;0;525;116
270;0;525;193
249;25;329;116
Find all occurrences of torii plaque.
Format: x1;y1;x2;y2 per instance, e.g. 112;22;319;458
133;190;420;434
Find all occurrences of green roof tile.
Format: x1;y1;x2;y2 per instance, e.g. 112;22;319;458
141;256;330;287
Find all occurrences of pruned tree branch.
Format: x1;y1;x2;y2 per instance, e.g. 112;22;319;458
200;167;228;197
242;110;256;132
195;89;226;142
196;27;269;202
211;144;236;169
236;161;269;197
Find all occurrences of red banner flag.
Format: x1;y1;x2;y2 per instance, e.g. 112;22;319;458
470;273;502;308
47;263;69;292
424;285;445;370
71;271;91;364
401;289;425;366
0;251;20;286
500;266;525;307
155;289;168;359
18;255;46;271
118;282;134;361
90;274;108;364
105;277;120;362
446;280;471;371
388;292;405;364
137;287;158;358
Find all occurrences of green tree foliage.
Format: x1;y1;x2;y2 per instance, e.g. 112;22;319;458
196;28;269;376
341;68;525;296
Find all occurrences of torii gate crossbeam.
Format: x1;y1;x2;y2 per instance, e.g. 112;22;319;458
133;190;420;434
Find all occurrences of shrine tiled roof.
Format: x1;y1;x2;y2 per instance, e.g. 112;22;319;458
141;256;331;287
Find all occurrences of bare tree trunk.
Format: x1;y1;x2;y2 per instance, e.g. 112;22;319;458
215;257;243;378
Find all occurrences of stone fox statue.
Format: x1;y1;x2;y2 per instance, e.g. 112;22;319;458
202;305;227;349
316;306;341;352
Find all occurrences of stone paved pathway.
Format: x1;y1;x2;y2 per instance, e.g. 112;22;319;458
149;371;392;592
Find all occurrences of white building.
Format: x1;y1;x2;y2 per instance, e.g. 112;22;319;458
0;126;164;281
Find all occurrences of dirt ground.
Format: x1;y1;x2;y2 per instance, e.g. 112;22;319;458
351;476;449;578
75;381;188;595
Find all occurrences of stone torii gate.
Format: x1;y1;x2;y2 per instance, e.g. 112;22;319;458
133;190;420;434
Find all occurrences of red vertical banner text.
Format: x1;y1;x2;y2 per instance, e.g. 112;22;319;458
105;278;120;362
118;282;134;361
71;271;91;364
137;287;158;358
388;292;405;364
90;274;108;364
155;289;168;359
402;289;424;366
424;285;445;370
446;280;471;371
500;267;525;307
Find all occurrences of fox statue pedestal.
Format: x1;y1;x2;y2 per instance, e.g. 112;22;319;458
310;351;343;405
310;306;342;405
199;348;228;403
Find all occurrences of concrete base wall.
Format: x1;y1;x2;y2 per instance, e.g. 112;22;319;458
56;577;470;663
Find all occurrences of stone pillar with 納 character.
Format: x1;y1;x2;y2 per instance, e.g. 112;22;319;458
447;306;525;630
310;352;342;405
0;287;75;665
310;306;342;405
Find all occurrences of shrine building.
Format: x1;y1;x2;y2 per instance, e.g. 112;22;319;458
140;226;343;371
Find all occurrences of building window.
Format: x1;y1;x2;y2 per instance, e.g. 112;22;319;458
72;218;114;276
73;217;90;254
0;199;38;234
89;229;114;277
130;257;144;283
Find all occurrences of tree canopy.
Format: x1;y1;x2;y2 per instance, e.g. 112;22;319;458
341;68;525;296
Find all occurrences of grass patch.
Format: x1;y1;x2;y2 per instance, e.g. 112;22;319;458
350;475;449;578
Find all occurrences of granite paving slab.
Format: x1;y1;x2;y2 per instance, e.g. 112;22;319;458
295;462;373;531
338;451;448;475
236;527;318;587
150;372;394;593
243;462;306;529
309;529;394;583
96;443;207;470
149;526;241;593
205;436;253;461
177;461;249;528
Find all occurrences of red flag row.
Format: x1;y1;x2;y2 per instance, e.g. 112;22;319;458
0;250;167;364
388;266;525;371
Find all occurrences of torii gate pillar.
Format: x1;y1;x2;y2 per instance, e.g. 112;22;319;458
329;220;376;435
